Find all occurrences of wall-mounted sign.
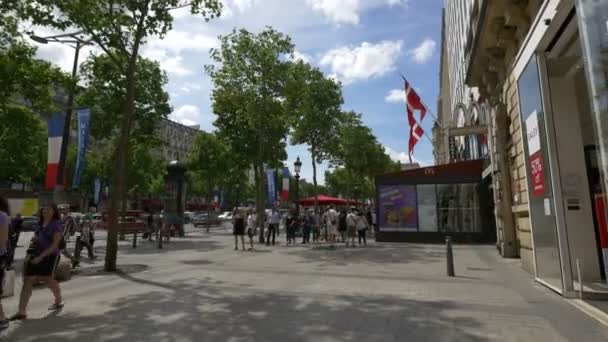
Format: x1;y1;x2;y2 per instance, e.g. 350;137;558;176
530;152;546;196
378;185;418;232
526;110;541;156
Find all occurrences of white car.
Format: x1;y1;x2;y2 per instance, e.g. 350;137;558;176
218;211;233;221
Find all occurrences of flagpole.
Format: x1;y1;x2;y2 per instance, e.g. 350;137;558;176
399;73;443;128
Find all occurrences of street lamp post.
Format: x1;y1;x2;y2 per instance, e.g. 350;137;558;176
294;157;302;216
30;31;91;202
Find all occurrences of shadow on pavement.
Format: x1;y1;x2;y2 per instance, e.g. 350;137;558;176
287;243;446;267
6;276;489;342
92;239;225;256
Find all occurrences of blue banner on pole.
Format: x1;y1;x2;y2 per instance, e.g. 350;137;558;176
72;108;91;188
266;169;276;206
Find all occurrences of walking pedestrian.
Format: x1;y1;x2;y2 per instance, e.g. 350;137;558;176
338;208;347;244
10;204;64;321
302;210;313;244
357;210;370;247
7;213;23;268
232;207;246;251
286;209;298;246
0;196;10;330
267;208;280;246
326;206;339;244
60;213;79;268
346;207;358;247
74;210;96;261
312;210;321;243
246;209;257;250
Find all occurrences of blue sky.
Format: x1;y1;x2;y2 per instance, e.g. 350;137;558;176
32;0;443;184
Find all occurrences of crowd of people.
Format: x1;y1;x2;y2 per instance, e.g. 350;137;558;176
0;195;377;331
230;205;377;251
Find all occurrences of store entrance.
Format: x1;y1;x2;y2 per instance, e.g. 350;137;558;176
543;15;603;284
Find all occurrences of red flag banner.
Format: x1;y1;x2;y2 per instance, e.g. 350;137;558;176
403;77;427;162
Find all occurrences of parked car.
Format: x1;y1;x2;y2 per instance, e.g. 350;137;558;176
184;211;195;223
21;216;40;232
192;213;221;227
218;211;233;221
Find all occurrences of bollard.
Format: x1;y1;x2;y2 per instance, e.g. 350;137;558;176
446;236;455;277
132;232;137;249
157;226;163;249
576;259;584;299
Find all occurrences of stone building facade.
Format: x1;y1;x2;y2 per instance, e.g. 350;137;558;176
461;0;608;296
158;119;199;163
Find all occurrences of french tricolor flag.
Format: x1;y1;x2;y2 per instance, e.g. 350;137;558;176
46;112;65;190
281;167;290;201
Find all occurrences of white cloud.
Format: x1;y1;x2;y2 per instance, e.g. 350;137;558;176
319;40;403;85
171;105;217;132
409;38;436;64
142;29;218;77
385;88;405;103
292;50;313;64
146;30;218;54
387;0;407;6
180;82;203;93
384;146;430;166
307;0;360;25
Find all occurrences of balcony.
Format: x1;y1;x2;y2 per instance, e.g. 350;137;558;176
465;0;543;99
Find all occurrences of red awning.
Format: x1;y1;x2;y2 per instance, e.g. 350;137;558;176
299;195;355;206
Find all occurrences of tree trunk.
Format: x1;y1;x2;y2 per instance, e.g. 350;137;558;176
104;15;147;272
256;163;266;243
311;147;319;214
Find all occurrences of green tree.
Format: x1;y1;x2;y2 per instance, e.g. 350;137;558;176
331;111;399;200
17;0;222;271
0;39;68;183
286;61;343;213
78;53;171;203
206;27;294;234
187;131;229;208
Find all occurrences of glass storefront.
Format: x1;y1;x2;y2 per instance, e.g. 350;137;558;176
378;183;481;233
518;55;563;291
575;0;608;201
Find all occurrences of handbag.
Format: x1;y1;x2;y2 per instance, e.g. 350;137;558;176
1;269;15;298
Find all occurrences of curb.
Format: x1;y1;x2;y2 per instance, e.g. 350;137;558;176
568;299;608;328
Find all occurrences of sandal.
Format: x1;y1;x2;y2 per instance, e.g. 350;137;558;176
48;302;65;311
9;313;27;321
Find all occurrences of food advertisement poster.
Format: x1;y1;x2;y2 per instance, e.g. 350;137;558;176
379;185;418;231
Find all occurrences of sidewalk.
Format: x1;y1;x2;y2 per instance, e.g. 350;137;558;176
3;227;608;341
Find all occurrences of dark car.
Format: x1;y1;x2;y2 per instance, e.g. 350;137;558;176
192;213;221;227
21;216;40;232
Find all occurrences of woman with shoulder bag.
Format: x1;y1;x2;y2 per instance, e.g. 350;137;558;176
10;204;64;321
0;196;11;330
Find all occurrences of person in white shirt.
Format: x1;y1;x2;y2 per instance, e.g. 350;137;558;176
246;209;257;251
345;208;358;247
326;206;339;244
267;208;281;246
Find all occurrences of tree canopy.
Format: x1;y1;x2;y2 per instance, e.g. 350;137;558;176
206;27;294;231
285;60;343;212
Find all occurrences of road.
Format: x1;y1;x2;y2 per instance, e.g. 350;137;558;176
3;224;608;341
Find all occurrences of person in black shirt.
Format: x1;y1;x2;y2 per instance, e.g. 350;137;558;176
338;209;347;244
286;210;298;246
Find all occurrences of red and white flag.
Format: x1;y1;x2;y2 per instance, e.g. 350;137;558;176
403;77;427;163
